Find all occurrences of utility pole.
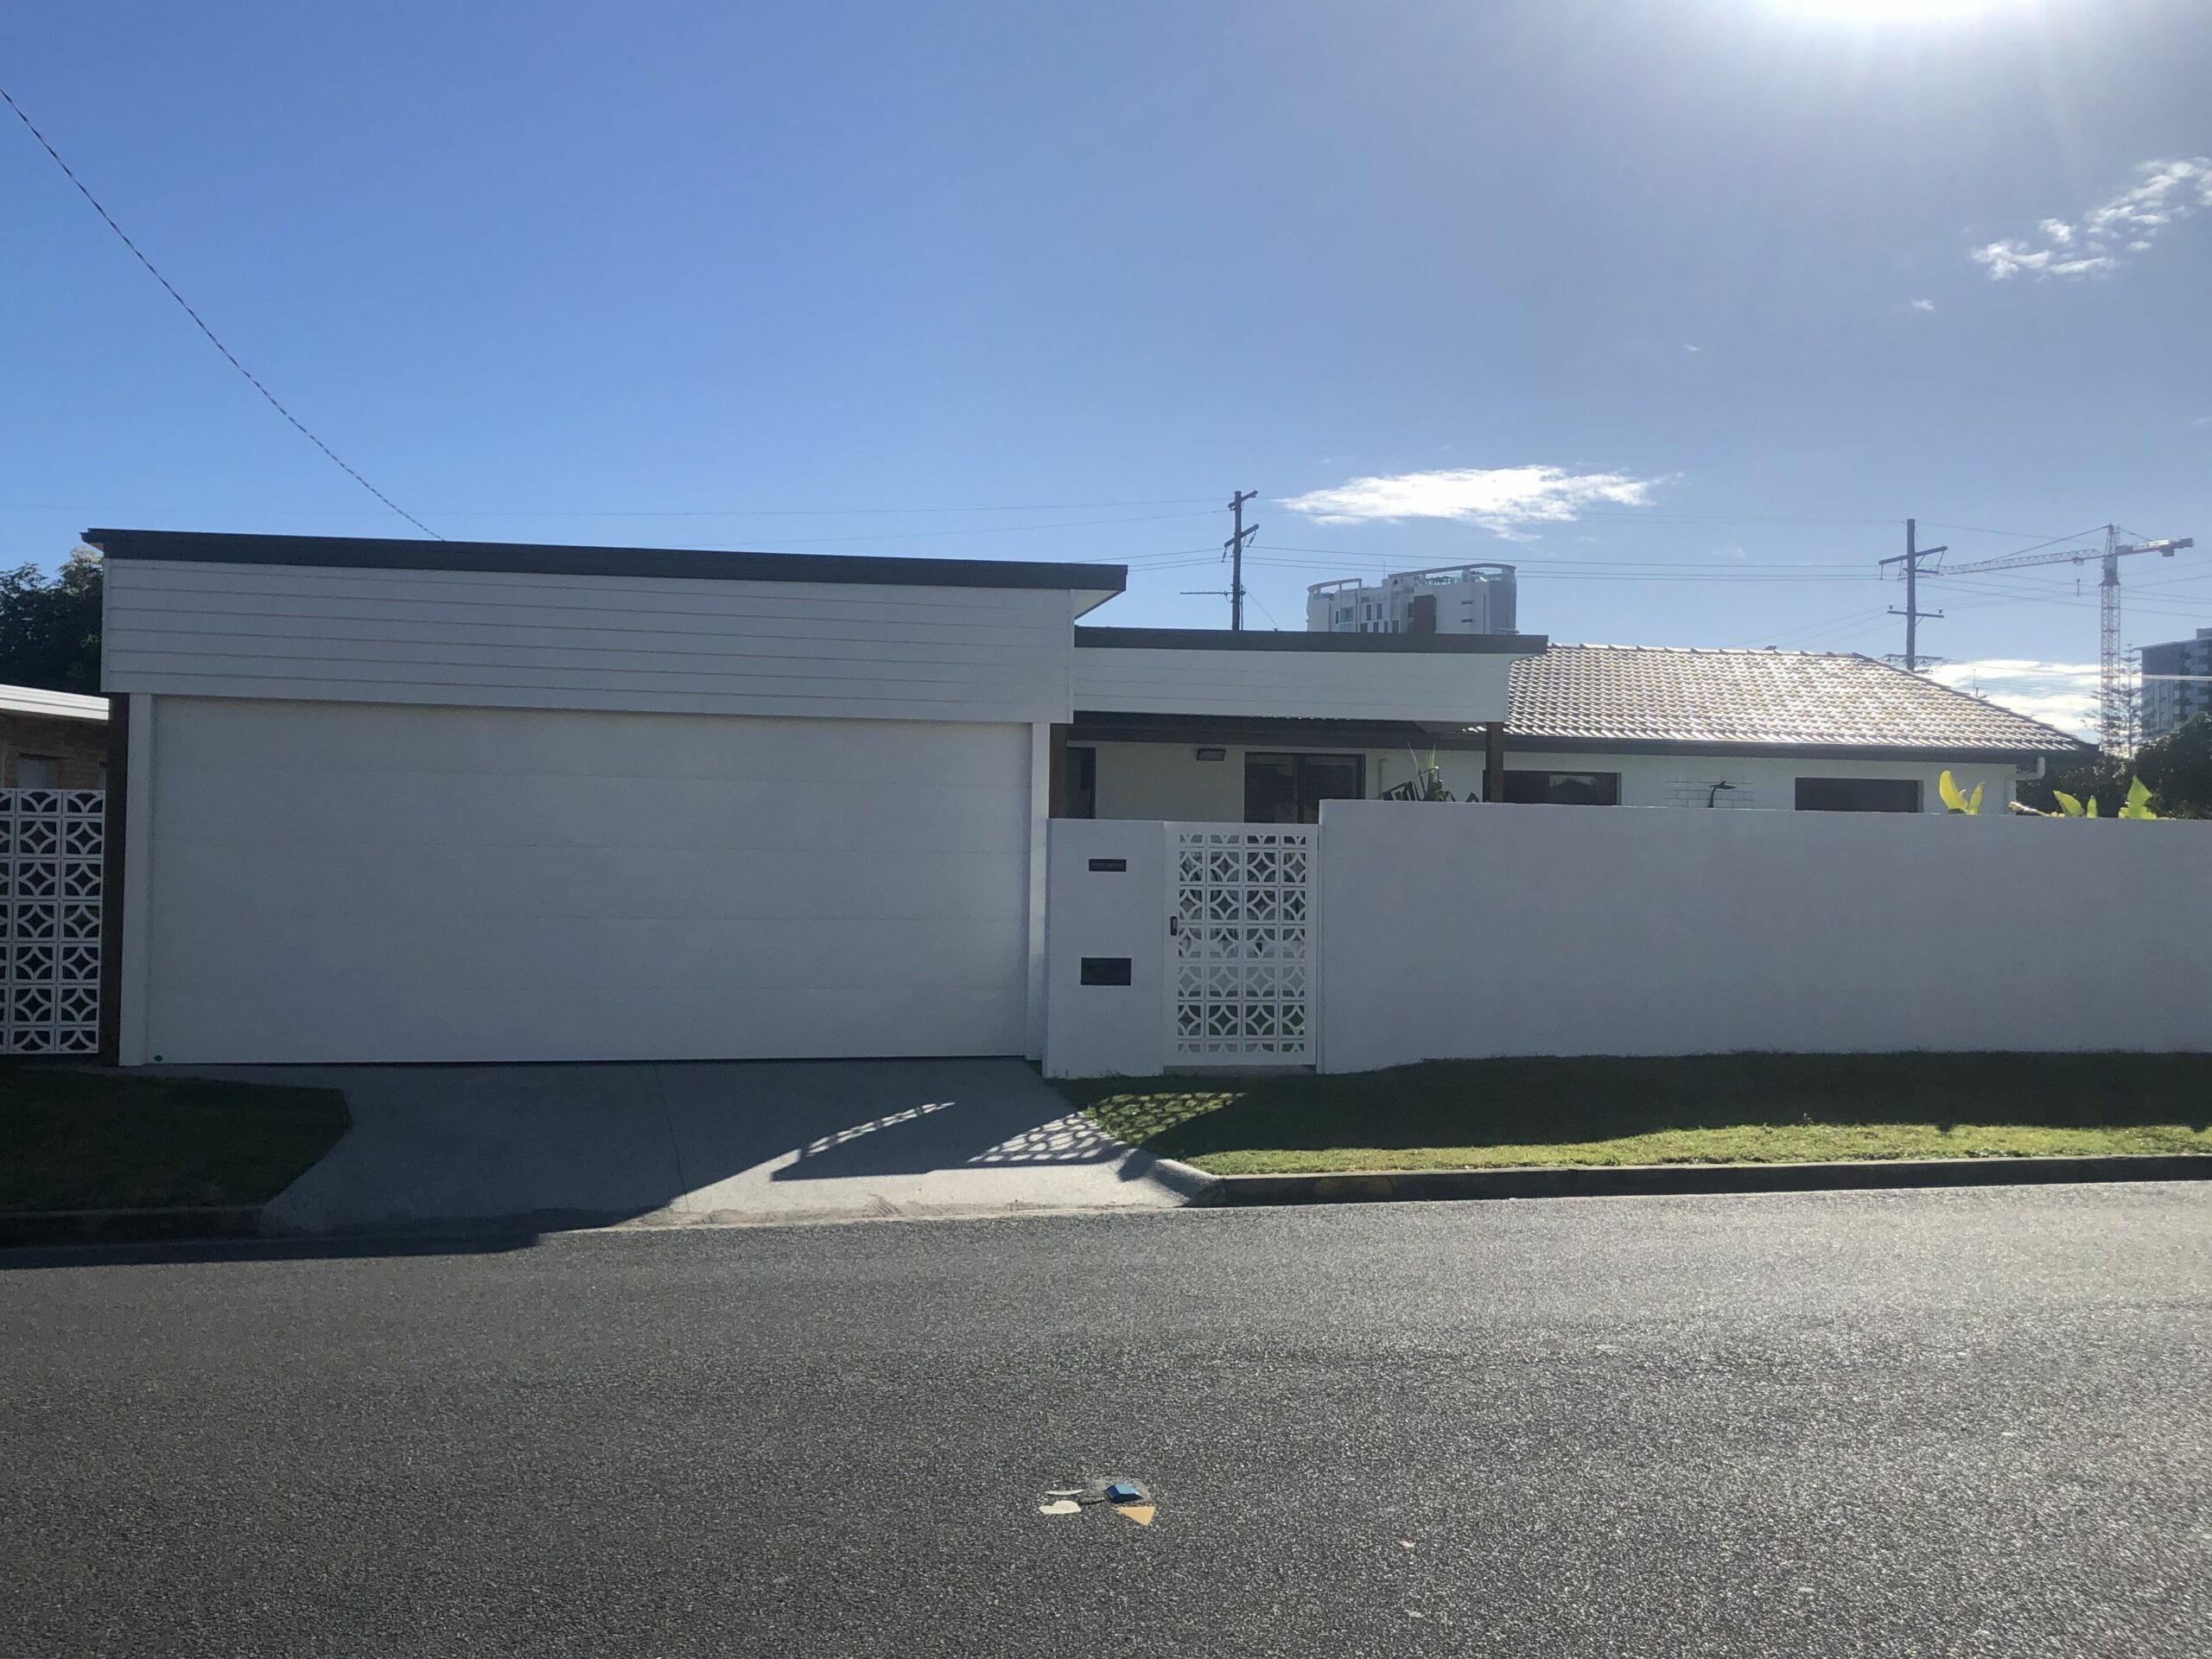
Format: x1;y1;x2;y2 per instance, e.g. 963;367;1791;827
1880;518;1945;671
1225;489;1257;632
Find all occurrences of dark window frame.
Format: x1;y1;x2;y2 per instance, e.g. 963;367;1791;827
1063;744;1097;820
1243;752;1365;823
1501;769;1621;805
1794;776;1923;814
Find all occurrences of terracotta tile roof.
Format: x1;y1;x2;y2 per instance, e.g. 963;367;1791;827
1508;645;2082;753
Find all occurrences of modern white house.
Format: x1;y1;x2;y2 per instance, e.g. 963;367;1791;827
86;526;2082;1070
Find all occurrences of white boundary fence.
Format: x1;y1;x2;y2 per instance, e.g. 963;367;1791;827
1;788;104;1056
1044;803;2212;1077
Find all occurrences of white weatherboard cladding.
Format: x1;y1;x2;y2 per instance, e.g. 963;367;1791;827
1072;646;1519;722
138;698;1034;1064
103;560;1079;723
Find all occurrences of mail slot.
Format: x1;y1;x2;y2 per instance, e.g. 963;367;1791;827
1087;857;1128;873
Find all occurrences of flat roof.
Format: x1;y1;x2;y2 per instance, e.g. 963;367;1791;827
1075;626;1547;654
84;528;1129;598
0;683;107;721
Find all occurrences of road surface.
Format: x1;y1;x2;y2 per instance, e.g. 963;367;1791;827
4;1185;2207;1656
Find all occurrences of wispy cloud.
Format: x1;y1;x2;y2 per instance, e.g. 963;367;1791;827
1931;659;2099;738
1280;466;1661;535
1907;297;1936;312
1971;156;2212;281
1681;343;1702;353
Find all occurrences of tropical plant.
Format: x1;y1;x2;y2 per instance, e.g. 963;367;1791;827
1937;770;1982;815
2051;790;2096;818
2042;776;2158;819
1380;750;1457;802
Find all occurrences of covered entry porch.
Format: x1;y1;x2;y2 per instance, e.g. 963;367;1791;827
1055;714;1508;822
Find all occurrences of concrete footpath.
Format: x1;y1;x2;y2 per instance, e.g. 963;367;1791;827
150;1058;1201;1236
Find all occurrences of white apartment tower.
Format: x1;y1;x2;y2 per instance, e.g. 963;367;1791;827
1306;563;1519;635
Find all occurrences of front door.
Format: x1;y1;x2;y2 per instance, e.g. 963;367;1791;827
1243;752;1363;824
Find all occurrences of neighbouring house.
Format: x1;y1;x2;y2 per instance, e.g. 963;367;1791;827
0;683;108;789
84;526;2078;1070
1070;642;2082;822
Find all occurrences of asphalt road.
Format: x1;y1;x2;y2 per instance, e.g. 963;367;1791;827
4;1185;2208;1658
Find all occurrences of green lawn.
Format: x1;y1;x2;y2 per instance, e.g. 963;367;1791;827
0;1065;351;1212
1058;1052;2212;1175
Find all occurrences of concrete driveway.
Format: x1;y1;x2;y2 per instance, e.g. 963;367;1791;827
158;1059;1200;1235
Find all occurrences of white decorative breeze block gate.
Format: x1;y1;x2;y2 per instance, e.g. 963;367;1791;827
1;790;103;1055
1170;825;1314;1063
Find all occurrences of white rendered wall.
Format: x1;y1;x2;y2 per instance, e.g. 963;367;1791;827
135;696;1037;1064
1316;798;2212;1072
1504;751;2020;813
1042;819;1168;1077
1085;741;2019;819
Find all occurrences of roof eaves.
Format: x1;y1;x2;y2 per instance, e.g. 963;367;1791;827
83;528;1130;597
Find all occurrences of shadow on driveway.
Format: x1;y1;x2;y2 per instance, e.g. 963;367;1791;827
108;1058;1182;1243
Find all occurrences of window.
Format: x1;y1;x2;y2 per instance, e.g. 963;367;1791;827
1795;777;1921;813
15;754;58;789
1502;770;1620;805
1244;753;1363;823
1061;745;1096;819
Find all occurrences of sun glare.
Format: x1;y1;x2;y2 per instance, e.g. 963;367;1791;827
1772;0;2025;18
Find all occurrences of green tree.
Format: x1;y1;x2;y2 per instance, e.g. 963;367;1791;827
0;549;103;694
2133;714;2212;818
2017;747;2132;817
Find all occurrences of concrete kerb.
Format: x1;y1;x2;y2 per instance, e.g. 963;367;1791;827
1209;1153;2212;1206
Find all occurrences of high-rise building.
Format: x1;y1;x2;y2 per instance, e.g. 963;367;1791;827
1306;563;1518;634
2140;627;2212;740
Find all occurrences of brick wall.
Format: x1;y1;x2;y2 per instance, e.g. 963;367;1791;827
1663;777;1759;810
0;709;108;789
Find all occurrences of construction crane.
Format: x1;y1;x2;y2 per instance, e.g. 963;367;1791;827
1936;525;2194;755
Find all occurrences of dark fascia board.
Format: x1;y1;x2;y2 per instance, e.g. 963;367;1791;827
1069;713;2071;762
1071;713;1490;750
1498;732;2085;762
1075;625;1545;654
83;528;1128;597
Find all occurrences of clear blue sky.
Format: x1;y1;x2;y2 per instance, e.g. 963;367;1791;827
6;1;2209;729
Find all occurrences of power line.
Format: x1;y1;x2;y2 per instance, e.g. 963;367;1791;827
660;508;1217;548
1244;554;1867;583
1252;540;1865;569
1736;605;1895;648
0;84;442;540
1925;523;2108;566
1917;519;2089;543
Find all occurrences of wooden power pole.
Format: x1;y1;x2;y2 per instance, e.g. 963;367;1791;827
1226;490;1257;632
